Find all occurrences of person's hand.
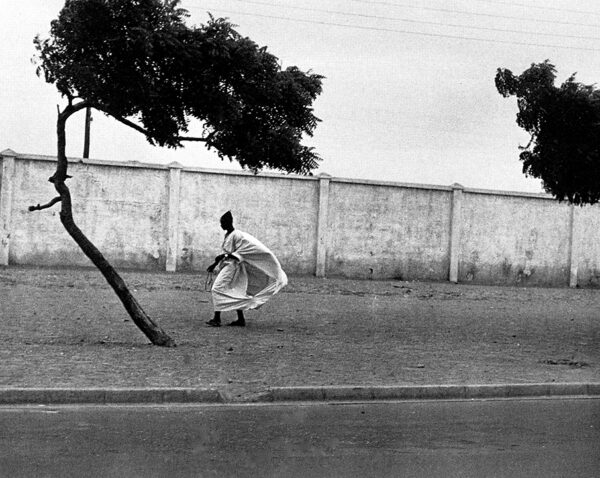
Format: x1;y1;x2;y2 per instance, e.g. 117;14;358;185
206;264;216;273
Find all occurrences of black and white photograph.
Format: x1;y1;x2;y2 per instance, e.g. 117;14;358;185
1;1;599;476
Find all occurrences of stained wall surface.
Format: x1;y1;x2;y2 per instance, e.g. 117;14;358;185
8;157;169;270
459;192;571;286
573;205;600;287
2;150;600;287
177;171;319;274
326;181;452;280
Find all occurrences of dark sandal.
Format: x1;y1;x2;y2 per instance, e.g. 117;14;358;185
206;319;221;327
227;320;246;327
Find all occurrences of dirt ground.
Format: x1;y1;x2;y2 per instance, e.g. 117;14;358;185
0;266;598;400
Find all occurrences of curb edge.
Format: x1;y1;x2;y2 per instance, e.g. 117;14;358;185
0;383;598;405
267;383;600;402
0;388;224;405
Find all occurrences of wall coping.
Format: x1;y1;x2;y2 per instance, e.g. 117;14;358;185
463;186;554;200
2;150;555;201
5;151;320;180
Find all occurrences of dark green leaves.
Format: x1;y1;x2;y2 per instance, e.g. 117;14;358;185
34;0;323;174
496;61;600;205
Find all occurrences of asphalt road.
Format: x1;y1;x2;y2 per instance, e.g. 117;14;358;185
1;398;598;477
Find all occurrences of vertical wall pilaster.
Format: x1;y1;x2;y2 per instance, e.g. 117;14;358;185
166;162;182;272
315;173;331;278
449;183;464;283
568;203;578;288
0;150;17;266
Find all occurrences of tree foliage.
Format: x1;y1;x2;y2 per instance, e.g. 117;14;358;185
34;0;324;174
496;60;600;205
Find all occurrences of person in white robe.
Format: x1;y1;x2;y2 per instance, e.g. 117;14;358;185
205;211;287;327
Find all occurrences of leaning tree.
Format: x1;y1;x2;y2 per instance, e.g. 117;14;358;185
495;60;600;205
33;0;323;346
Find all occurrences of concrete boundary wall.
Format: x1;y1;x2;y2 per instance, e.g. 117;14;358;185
2;149;599;287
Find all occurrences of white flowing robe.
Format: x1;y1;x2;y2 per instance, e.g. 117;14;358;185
211;230;288;312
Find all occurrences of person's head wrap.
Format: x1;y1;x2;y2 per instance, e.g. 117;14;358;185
220;211;233;224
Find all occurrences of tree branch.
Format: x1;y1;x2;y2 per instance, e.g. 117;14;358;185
519;134;536;151
108;112;208;142
62;100;91;118
179;135;210;142
28;196;62;212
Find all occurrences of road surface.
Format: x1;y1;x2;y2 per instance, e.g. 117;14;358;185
1;398;598;477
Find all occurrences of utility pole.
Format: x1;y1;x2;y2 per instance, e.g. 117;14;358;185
83;107;91;158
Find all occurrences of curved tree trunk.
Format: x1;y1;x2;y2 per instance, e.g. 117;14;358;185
52;103;176;347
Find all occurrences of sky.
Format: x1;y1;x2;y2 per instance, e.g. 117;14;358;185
4;1;600;193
